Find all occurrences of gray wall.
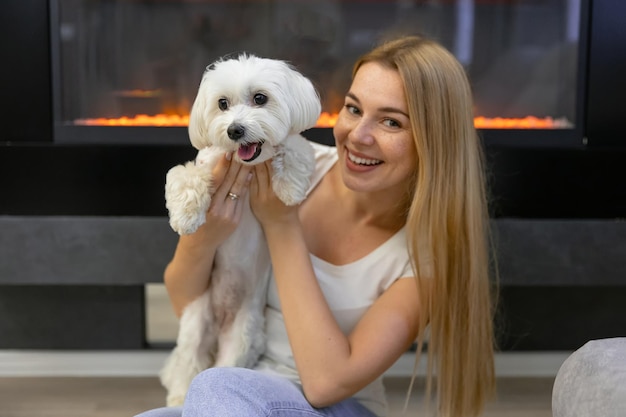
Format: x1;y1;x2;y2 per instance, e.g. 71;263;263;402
3;216;624;286
1;216;625;349
1;216;176;285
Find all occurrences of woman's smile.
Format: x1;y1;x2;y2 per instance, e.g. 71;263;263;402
333;62;417;194
346;148;383;169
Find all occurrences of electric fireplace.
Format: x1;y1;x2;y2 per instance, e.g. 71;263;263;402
50;0;587;147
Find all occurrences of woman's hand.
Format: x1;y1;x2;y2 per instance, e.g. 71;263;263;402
188;152;253;248
165;152;253;316
249;161;299;229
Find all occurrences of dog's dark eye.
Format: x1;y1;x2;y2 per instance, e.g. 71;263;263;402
253;93;267;106
218;98;228;111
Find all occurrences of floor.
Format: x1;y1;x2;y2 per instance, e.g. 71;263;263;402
0;376;554;417
0;285;555;416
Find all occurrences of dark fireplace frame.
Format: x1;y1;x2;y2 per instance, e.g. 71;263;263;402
2;0;625;219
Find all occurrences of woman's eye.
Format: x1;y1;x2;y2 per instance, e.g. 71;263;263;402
218;98;228;111
383;118;401;128
346;104;360;115
253;93;268;106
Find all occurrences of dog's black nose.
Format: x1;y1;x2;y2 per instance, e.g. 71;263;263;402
227;124;245;140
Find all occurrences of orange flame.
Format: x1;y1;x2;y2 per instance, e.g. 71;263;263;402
473;116;570;129
75;114;189;126
74;113;568;129
316;112;339;128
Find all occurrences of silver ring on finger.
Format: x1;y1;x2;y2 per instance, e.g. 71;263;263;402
227;191;240;201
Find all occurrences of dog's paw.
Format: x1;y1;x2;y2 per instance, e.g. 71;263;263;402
273;178;307;206
168;211;207;235
270;136;314;206
271;159;312;206
165;162;213;235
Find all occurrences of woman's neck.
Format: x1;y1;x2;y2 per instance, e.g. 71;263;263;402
328;164;409;232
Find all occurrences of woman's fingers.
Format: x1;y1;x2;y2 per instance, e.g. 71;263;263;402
209;153;253;217
211;154;251;198
210;152;233;190
212;153;239;201
228;167;253;201
250;161;274;214
251;160;271;194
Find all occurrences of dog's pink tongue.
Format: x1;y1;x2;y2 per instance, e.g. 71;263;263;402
238;144;257;160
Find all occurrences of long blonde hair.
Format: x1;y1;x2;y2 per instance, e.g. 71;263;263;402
354;36;497;416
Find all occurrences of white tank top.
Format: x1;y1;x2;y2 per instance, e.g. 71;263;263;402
254;142;413;417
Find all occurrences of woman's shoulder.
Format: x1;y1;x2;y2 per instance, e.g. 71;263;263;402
307;141;338;194
310;140;337;164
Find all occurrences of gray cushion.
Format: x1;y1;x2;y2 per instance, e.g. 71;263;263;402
552;338;626;417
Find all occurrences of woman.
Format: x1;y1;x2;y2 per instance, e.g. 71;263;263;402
139;35;496;417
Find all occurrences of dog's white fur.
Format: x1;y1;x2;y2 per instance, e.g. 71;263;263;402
160;54;321;406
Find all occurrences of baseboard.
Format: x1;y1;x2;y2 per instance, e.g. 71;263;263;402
0;350;571;378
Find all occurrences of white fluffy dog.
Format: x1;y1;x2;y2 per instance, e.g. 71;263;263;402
160;53;321;406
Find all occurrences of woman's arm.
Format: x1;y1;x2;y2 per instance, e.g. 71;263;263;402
164;153;253;317
265;222;419;407
251;162;421;407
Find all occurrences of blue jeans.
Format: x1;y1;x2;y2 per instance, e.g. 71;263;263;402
135;367;378;417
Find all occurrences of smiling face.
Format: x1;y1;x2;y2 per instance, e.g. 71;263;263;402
208;86;279;164
187;54;321;166
333;62;418;197
199;58;292;165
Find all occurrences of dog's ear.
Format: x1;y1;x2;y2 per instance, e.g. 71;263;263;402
188;67;218;149
284;66;322;134
190;52;252;149
188;87;208;150
206;51;248;71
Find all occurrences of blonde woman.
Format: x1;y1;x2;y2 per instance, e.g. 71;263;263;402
138;35;496;417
